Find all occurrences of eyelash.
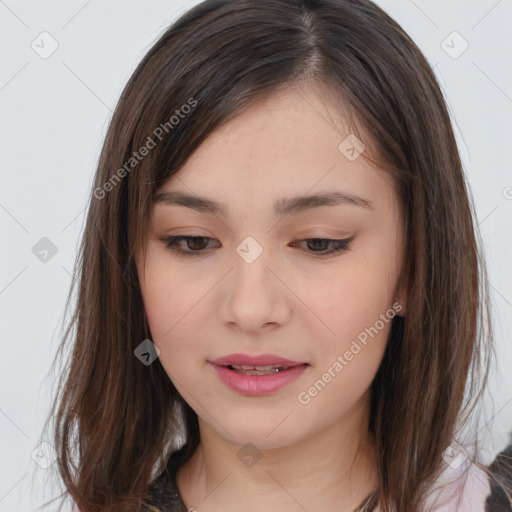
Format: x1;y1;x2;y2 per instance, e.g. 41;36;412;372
161;235;354;258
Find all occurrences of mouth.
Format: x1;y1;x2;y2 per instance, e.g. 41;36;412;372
209;353;308;375
222;364;302;376
208;353;309;395
209;361;309;395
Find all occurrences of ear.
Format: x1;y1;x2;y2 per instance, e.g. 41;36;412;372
393;276;408;317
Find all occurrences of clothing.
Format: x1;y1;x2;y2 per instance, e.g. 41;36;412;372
142;452;507;512
143;453;188;512
419;456;492;511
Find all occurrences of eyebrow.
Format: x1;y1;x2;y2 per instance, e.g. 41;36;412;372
153;190;374;217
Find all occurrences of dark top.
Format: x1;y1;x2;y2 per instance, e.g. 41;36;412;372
142;444;512;512
143;454;188;512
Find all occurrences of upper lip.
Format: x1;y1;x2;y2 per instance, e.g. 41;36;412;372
209;353;307;367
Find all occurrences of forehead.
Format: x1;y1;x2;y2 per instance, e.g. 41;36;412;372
154;84;398;215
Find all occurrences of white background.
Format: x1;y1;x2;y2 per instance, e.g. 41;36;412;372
0;0;511;510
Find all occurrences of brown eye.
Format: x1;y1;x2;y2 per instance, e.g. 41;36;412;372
161;235;354;258
163;236;215;255
306;238;331;251
291;237;354;256
182;236;209;251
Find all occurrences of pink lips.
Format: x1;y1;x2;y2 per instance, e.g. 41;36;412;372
208;353;308;396
209;353;305;367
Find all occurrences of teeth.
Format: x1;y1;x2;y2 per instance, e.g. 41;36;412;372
230;364;290;371
227;364;292;375
233;368;279;375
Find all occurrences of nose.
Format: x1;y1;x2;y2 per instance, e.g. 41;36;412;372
218;239;292;334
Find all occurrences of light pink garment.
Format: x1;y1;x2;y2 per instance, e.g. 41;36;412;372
372;454;491;511
423;457;491;511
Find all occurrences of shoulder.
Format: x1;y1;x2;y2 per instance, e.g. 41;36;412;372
486;439;512;511
142;465;188;512
429;459;490;511
421;444;511;512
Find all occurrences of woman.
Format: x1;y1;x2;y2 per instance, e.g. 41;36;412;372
43;0;511;510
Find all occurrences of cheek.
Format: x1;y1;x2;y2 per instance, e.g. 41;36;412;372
297;256;396;403
141;283;201;386
300;303;392;418
138;255;199;347
304;262;395;339
142;287;205;363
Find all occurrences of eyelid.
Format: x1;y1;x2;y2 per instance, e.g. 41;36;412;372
159;234;355;258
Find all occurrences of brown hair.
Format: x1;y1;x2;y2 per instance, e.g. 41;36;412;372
41;0;503;510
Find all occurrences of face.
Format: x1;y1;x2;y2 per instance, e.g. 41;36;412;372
136;83;407;450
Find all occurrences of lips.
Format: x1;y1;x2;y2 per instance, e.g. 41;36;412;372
209;353;306;368
209;354;309;395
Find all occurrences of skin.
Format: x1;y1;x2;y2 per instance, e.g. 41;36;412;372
136;82;408;512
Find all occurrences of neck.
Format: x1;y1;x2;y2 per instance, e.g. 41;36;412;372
176;395;379;512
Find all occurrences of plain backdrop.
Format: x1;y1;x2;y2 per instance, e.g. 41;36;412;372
1;1;511;510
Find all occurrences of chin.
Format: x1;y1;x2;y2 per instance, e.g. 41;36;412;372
216;418;304;451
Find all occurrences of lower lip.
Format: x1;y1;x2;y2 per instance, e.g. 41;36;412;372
210;363;308;395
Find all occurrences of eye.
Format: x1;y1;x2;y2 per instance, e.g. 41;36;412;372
161;235;354;258
290;237;354;256
162;235;217;256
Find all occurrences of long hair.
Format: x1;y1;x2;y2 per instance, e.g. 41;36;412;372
41;0;500;510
